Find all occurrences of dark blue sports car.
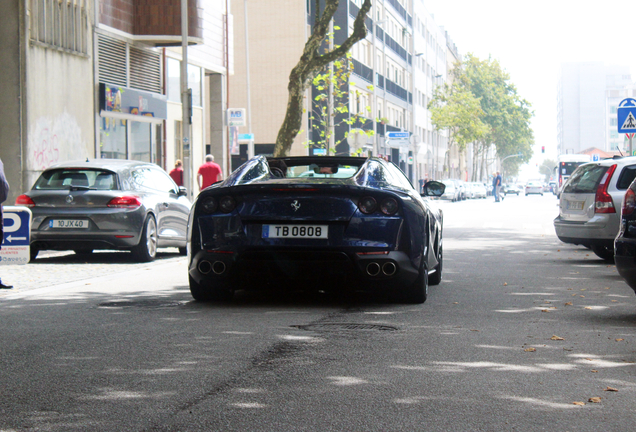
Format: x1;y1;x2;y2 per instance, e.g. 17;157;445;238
187;156;445;303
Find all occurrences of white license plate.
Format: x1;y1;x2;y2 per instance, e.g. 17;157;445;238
262;224;328;239
565;200;584;211
49;219;89;229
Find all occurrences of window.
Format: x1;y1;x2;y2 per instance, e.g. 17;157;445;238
30;0;88;55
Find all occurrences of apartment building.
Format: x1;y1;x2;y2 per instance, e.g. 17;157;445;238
0;0;232;201
230;0;457;184
557;62;632;155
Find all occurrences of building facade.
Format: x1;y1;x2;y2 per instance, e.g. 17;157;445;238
557;62;632;155
229;0;458;185
0;0;232;203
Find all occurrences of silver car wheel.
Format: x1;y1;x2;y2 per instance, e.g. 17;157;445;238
146;217;157;258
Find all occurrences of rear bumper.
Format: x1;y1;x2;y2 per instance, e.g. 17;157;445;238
553;215;616;245
188;249;419;291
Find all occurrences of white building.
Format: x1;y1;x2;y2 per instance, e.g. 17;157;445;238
557;62;632;155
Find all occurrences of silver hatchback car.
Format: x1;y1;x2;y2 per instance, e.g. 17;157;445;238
15;159;191;262
554;156;636;260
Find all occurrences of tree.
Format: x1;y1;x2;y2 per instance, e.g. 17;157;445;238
308;52;374;154
428;79;489;174
273;0;372;157
454;54;534;180
539;158;557;182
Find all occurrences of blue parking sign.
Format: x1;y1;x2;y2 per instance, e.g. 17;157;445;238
1;206;32;265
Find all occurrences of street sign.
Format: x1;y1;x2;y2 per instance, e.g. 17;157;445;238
1;206;32;265
386;131;410;139
227;108;246;127
618;98;636;133
592;154;600;161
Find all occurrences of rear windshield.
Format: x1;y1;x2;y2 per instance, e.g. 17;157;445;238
562;164;608;194
285;165;359;179
33;169;118;190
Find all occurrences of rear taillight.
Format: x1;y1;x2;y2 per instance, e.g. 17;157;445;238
107;196;142;208
595;164;617;214
15;194;35;207
623;188;636;216
358;196;378;214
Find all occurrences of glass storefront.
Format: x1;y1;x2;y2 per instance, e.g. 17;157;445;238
99;118;127;159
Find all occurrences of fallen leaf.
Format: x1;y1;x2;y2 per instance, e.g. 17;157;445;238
551;335;565;341
581;288;586;291
541;309;550;312
585;358;593;361
503;282;508;286
616;338;624;342
584;307;592;310
568;288;573;291
565;302;573;306
524;347;536;352
611;300;618;303
470;329;479;332
591;370;598;373
604;387;618;392
588;397;602;403
453;302;459;304
605;287;610;290
572;401;586;406
580;295;585;298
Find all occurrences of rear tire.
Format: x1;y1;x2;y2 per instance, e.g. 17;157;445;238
591;244;614;262
189;275;233;302
395;261;428;304
29;247;39;262
132;215;157;262
428;247;443;286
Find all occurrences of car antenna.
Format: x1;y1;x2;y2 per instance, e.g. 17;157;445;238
617;148;624;157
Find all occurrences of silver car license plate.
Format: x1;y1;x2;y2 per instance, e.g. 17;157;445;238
262;224;328;239
49;219;89;229
565;200;584;210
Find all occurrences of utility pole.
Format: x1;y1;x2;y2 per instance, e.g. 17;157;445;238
180;0;191;198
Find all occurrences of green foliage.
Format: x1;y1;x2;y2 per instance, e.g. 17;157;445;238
539;158;557;182
429;54;535;179
307;51;373;153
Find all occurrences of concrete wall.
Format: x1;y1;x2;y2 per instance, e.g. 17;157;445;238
0;1;23;204
25;42;95;192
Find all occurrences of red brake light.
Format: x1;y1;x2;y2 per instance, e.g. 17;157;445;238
595;164;617;214
107;196;142;208
16;194;35;207
623;188;636;216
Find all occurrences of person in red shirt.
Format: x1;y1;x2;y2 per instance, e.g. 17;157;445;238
197;154;223;191
169;159;184;186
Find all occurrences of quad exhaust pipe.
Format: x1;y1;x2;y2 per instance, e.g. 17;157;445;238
366;262;381;277
382;262;397;276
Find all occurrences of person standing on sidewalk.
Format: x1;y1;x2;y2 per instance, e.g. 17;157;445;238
169;159;184;187
197;154;223;191
0;158;13;289
496;171;504;202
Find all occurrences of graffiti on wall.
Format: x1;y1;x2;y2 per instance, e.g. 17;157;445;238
28;112;88;170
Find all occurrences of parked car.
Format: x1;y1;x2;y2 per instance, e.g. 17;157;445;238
15;159;191;262
456;180;469;200
525;181;544;196
471;182;487;199
502;184;521;196
554;156;636;261
440;179;461;202
615;177;636;291
187;155;445;304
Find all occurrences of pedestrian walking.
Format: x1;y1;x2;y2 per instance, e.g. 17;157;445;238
492;171;502;202
0;158;13;289
197;154;223;191
169;159;184;186
496;171;504;202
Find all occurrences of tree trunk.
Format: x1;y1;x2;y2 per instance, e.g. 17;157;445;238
273;0;372;157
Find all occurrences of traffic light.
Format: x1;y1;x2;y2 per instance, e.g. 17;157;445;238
541;146;545;153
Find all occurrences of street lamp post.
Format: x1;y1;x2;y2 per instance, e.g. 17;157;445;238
180;0;191;199
373;19;387;157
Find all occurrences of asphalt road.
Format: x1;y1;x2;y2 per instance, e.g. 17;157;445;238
2;193;636;431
